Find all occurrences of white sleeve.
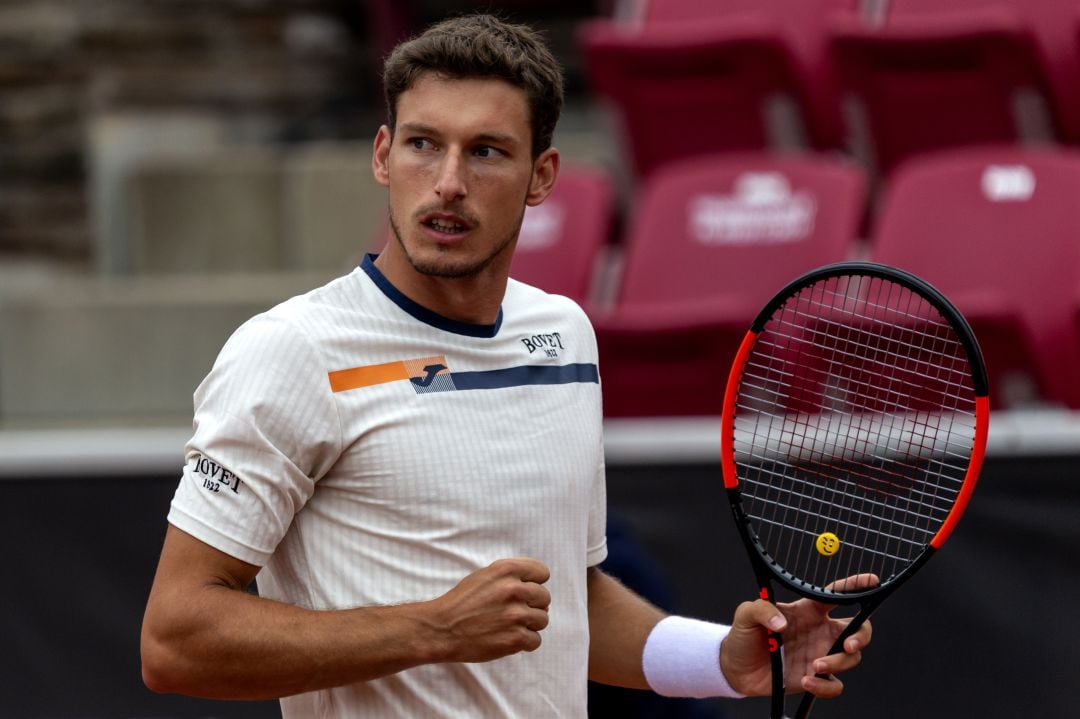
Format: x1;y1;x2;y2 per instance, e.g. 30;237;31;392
168;312;343;566
585;313;608;567
586;444;609;567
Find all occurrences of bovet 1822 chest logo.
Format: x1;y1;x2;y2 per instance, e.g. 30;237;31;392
190;454;242;495
520;332;564;358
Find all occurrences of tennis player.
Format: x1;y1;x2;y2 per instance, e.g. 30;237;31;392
141;13;871;717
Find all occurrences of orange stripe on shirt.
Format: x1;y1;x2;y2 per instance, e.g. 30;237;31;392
328;360;409;393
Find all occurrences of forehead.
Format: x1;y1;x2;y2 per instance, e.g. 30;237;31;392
394;73;531;141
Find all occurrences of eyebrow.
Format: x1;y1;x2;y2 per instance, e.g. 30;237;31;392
397;122;521;147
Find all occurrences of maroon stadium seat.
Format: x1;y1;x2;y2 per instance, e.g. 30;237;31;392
868;146;1080;409
1019;0;1080;143
509;165;616;304
592;152;866;417
578;0;858;180
829;1;1060;176
633;0;856;150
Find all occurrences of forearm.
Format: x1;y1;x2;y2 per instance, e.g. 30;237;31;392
142;526;550;700
585;566;666;688
141;525;454;700
142;572;445;700
587;567;746;699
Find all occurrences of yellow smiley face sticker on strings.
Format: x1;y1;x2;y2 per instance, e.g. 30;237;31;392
816;532;841;556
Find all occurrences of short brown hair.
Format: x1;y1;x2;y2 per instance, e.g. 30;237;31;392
382;14;564;158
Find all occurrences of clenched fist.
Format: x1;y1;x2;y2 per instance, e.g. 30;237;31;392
424;558;552;664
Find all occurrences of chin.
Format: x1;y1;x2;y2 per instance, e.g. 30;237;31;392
389;217;516;281
406;247;489;279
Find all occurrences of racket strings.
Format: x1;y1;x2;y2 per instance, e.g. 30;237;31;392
734;275;978;593
764;285;976;403
742;463;956;534
784;278;964;586
752;331;975;403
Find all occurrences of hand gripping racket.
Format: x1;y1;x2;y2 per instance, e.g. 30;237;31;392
720;262;989;718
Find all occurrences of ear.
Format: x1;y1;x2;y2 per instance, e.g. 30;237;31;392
525;147;560;207
372;125;392;187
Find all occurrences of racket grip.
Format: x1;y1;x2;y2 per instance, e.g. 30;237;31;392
769;629;785;719
755;582;787;719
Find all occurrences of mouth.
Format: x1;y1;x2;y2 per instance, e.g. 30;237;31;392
420;213;472;238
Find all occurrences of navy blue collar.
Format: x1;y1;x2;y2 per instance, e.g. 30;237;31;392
360;254;503;338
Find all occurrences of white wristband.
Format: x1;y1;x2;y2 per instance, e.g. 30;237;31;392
641;616;745;699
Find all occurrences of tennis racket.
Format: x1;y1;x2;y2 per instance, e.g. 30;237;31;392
720;262;989;719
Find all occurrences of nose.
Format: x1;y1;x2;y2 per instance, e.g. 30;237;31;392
434;149;467;202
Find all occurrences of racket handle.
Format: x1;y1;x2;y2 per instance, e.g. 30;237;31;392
794;685;819;718
769;634;785;719
758;584;786;719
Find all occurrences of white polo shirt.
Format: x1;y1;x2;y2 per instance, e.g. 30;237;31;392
168;255;608;718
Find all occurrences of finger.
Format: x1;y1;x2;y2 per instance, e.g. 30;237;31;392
523;583;552;611
842;617;872;653
510;578;551;611
808;574;882;617
492;557;551;585
823;573;880;594
522;628;543;652
812;646;863;676
523;607;550;632
735;598;788;633
801;673;844;699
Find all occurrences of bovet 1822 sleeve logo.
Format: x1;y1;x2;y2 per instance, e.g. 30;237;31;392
190;454;242;495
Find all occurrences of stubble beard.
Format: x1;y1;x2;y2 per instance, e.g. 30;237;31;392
387;205;524;279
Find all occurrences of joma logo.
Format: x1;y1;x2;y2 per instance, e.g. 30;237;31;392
410;363;448;387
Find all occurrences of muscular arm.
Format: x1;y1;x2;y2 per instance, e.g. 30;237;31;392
140;525;551;700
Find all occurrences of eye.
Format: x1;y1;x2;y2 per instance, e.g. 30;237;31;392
473;145;504;159
408;137;435;151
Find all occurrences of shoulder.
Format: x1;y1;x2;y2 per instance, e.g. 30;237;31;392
208;271;365;396
504;278;592;325
225;268;367;353
502;279;598;359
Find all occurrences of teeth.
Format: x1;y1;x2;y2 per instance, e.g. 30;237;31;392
429;218;465;233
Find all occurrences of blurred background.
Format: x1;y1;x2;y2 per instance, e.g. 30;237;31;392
1;0;1078;717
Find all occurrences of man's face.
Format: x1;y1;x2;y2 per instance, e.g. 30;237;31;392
373;74;557;282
